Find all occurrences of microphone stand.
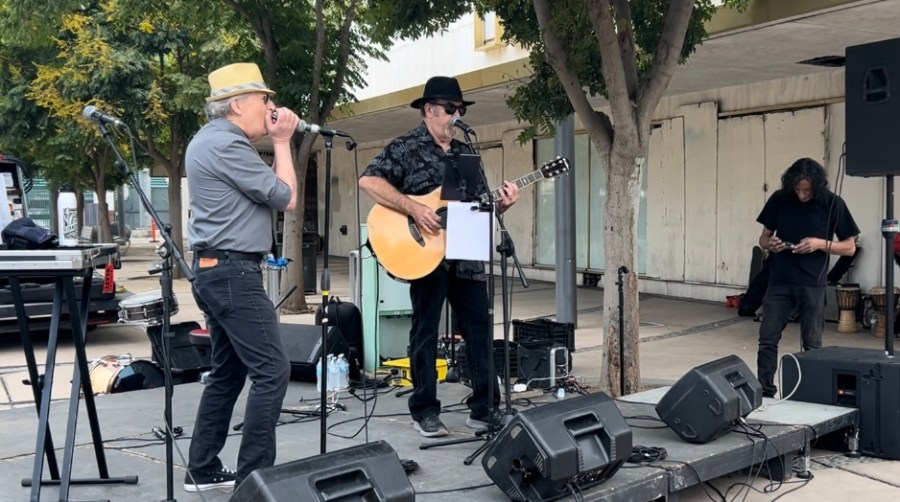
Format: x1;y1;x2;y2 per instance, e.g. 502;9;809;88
616;266;629;397
314;130;357;454
420;127;528;466
96;122;194;502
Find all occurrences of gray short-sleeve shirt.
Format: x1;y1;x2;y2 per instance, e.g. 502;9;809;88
186;118;292;253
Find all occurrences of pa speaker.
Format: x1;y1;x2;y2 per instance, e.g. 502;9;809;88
846;37;900;177
279;323;349;381
230;440;414;502
481;392;632;502
656;355;762;444
782;346;900;459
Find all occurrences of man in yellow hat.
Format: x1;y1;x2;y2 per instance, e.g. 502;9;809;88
183;62;299;492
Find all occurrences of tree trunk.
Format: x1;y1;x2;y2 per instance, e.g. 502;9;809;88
96;174;111;244
603;136;646;397
280;136;315;313
168;173;185;279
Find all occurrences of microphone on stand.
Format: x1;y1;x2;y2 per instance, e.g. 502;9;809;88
270;111;350;137
450;116;476;135
82;105;126;128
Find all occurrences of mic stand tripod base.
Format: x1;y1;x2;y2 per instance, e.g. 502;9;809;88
418;414;513;465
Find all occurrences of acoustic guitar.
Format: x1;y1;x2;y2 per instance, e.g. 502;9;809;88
366;156;571;280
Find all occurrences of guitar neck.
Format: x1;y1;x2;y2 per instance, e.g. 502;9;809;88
481;169;545;203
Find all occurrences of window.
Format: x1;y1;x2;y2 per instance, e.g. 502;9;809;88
534;136;647;274
474;11;504;50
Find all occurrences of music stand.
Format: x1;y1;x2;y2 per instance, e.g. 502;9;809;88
440;153;481;202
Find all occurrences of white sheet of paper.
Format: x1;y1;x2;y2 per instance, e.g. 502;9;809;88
445;201;492;261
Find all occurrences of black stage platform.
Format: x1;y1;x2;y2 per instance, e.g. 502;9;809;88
0;379;857;501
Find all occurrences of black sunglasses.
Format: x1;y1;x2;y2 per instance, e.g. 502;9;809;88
431;101;466;117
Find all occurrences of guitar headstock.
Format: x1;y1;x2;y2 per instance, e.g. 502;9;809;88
539;156;571;179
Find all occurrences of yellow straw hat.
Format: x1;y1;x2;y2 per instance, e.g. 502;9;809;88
206;63;276;102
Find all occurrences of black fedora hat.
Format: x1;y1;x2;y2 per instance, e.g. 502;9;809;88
410;76;475;109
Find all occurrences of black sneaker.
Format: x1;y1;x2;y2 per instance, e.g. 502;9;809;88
413;414;448;438
466;409;502;430
183;465;237;492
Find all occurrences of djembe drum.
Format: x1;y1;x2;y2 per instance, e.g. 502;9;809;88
835;284;860;333
869;286;900;338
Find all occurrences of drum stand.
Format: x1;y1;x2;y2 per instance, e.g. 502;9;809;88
97;121;194;502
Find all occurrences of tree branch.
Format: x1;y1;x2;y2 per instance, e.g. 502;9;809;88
586;0;633;125
320;0;360;118
310;0;325;118
533;0;611;142
636;0;694;121
611;0;638;95
223;0;276;81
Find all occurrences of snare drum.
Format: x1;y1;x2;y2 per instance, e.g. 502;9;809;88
118;291;178;325
88;355;165;395
835;285;860;333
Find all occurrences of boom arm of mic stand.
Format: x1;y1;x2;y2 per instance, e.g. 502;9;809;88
99;123;193;282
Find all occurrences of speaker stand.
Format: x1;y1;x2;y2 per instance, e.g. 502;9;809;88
881;175;896;355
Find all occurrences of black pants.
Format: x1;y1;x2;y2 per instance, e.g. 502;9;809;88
407;265;499;421
188;258;290;483
757;283;824;396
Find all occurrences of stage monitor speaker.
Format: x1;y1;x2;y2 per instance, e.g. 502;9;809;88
481;392;632;502
782;346;900;459
846;37;900;177
279;323;349;382
656;355;762;444
230;440;415;502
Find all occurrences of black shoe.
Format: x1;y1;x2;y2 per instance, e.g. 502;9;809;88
763;391;776;399
466;409;502;430
413;414;448;438
183;465;237;492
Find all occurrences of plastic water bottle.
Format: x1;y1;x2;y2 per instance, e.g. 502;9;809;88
327;355;338;392
315;357;323;393
337;354;349;389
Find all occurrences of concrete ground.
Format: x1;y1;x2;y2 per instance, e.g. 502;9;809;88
1;236;899;501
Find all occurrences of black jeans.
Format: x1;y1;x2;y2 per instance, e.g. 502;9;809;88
408;265;499;422
757;283;824;396
188;258;290;483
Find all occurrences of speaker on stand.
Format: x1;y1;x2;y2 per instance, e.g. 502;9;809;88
845;37;899;359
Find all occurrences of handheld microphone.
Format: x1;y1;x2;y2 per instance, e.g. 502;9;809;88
82;105;125;128
450;116;475;134
270;111;350;137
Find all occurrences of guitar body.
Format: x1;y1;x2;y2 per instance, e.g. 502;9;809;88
365;156;570;281
366;189;448;281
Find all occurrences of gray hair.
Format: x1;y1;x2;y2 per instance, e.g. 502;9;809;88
205;94;248;120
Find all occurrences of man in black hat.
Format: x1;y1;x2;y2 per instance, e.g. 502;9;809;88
359;76;519;437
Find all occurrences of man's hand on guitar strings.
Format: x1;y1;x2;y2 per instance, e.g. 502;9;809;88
411;202;442;235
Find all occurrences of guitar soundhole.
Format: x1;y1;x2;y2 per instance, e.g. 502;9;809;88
436;207;448;229
407;216;426;247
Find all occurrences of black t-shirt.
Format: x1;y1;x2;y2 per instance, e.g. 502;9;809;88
757;189;859;287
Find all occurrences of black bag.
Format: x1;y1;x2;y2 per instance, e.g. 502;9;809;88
2;218;59;250
315;296;363;380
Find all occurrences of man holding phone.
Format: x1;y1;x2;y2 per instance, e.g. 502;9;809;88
756;158;859;398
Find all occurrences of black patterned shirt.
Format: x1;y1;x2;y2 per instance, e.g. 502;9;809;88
362;123;486;280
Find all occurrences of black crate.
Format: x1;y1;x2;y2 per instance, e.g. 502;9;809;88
512;319;575;352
